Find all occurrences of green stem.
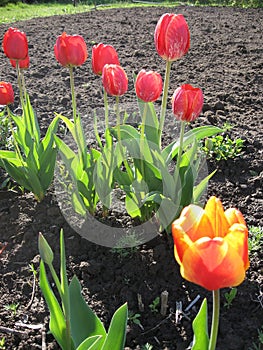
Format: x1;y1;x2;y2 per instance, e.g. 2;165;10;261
69;65;85;168
173;121;185;199
48;263;62;298
104;88;109;130
18;65;35;139
69;65;77;124
20;68;27;100
159;60;172;149
140;102;148;179
16;61;25;108
6;106;25;167
209;289;220;350
116;96;133;182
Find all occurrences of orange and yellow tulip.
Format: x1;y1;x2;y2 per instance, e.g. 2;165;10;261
172;196;249;291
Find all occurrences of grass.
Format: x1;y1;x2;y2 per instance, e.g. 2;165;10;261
0;2;172;24
1;0;262;25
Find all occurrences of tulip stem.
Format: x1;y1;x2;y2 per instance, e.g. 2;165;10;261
16;61;25;108
159;60;172;149
69;65;86;168
140;102;148;179
6;106;25;167
69;65;77;124
116;96;133;182
209;289;220;350
103;88;109;130
173;120;185;200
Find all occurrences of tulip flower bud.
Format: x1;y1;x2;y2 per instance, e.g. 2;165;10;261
154;13;190;62
2;27;28;61
10;55;30;69
54;32;88;67
102;64;128;96
135;69;163;102
172;196;249;291
0;82;14;106
38;232;54;265
92;43;120;75
172;84;204;122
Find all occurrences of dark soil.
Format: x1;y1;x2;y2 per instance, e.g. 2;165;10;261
0;5;262;350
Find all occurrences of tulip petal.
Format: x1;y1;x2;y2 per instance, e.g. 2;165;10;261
204;196;230;238
224;207;246;226
181;237;246;290
172;204;214;242
225;223;250;270
172;224;193;263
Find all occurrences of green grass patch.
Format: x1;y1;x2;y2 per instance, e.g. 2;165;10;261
0;0;262;25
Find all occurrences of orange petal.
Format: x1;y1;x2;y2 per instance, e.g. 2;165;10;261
225;223;250;270
204;196;230;238
225;207;246;226
174;204;215;241
181;237;246;290
172;223;192;263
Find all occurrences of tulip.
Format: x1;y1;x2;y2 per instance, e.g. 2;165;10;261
92;43;120;75
2;27;28;61
0;82;14;106
102;64;128;96
172;84;204;122
135;69;163;102
172;196;249;291
154;13;190;62
10;55;30;69
54;32;87;67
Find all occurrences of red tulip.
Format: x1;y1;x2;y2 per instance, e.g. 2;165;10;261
172;196;249;291
2;27;28;61
135;69;163;102
0;82;14;106
54;32;87;67
102;64;128;96
154;13;190;62
92;43;120;75
172;84;203;122
10;55;30;69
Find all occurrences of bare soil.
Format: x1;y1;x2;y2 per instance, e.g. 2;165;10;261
0;5;262;350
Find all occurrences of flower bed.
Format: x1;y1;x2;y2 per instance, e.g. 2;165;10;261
0;5;262;350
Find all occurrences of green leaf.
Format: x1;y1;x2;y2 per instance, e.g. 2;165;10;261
69;276;106;349
23;93;40;144
110;124;140;141
163;126;223;164
156;195;180;231
101;303;128;350
59;229;70;336
38;115;59;191
76;335;103;350
138;100;159;146
193;169;217;204
191;298;209;350
39;261;68;350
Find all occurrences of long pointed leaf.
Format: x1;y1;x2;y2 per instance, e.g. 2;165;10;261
101;303;128;350
39;261;68;350
163;126;223;163
76;335;103;350
191;298;209;350
69;276;106;348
